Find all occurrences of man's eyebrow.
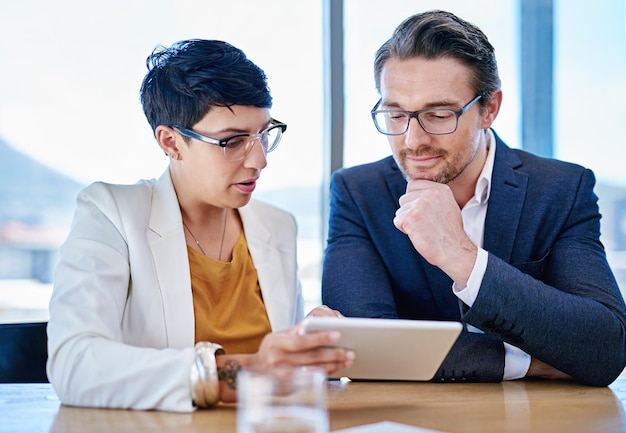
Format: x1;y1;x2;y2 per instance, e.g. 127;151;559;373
381;99;462;110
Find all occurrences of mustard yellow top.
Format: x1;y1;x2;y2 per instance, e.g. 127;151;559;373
188;231;272;354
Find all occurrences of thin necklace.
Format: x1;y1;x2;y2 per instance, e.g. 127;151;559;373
183;210;228;261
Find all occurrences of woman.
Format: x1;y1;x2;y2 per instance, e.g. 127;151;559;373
47;39;352;412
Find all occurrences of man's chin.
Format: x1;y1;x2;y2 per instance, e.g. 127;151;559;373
394;155;448;183
400;167;443;183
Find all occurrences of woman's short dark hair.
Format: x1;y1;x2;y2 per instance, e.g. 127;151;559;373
374;10;501;106
140;39;272;133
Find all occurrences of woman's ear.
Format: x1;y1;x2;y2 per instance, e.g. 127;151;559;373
480;89;503;130
156;125;181;160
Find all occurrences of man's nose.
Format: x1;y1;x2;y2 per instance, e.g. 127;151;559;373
404;116;431;149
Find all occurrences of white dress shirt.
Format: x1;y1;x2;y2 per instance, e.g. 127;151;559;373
452;129;531;380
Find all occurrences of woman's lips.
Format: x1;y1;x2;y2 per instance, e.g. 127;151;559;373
234;178;258;193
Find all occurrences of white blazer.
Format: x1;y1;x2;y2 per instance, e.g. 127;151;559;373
47;170;304;412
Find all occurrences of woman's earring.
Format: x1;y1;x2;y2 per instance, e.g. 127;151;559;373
170;153;179;160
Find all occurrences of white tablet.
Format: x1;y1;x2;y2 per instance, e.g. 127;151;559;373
298;317;462;381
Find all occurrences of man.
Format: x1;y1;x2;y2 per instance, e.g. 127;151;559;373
322;10;626;386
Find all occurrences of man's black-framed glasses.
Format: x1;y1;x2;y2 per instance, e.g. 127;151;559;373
371;94;483;136
172;118;287;161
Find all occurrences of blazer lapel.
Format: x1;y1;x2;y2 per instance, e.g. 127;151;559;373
148;170;195;349
484;139;528;262
384;157;407;203
240;202;295;332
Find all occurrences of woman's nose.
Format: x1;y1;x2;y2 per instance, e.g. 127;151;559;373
243;138;268;169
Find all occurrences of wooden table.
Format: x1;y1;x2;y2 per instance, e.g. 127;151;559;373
2;377;625;433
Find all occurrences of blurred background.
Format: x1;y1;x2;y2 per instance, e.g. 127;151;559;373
0;0;624;320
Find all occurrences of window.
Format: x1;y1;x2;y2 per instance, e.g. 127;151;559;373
1;0;624;323
0;0;325;321
342;0;626;296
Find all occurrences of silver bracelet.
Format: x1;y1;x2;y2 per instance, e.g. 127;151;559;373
190;342;225;408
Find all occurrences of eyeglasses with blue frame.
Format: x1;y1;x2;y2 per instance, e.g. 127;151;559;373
371;94;483;136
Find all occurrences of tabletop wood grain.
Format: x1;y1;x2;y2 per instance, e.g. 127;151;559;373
1;376;625;433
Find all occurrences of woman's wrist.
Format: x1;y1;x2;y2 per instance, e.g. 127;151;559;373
190;342;225;408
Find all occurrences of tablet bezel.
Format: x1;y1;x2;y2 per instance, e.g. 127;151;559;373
298;317;462;381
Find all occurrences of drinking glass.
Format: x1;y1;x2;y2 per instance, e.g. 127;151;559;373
237;366;329;433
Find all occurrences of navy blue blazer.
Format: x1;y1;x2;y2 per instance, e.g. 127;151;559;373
322;131;626;386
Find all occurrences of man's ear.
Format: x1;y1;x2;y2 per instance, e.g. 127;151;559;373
480;89;502;129
155;125;180;159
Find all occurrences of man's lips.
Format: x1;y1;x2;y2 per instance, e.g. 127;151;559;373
405;153;443;168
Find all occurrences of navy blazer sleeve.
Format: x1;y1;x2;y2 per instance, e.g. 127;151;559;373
322;138;626;386
465;154;626;386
